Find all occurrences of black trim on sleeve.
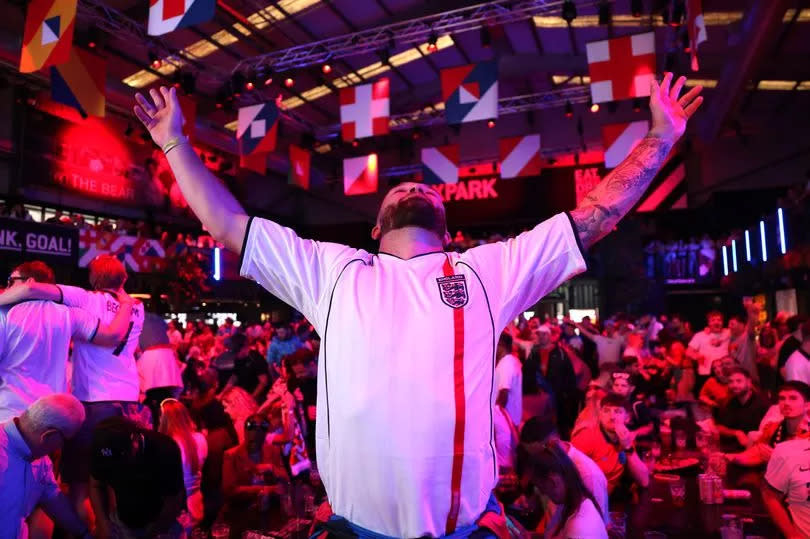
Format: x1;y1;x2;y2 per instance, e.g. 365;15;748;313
237;216;256;272
56;285;64;304
89;319;101;343
564;211;588;270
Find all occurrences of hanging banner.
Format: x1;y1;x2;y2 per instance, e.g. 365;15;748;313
0;218;78;266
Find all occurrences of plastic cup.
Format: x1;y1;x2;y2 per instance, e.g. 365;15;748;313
670;478;687;507
674;430;688;450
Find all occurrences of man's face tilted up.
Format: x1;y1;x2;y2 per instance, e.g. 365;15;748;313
371;182;450;244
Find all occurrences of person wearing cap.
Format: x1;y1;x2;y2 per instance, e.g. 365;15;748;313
571;393;650;494
523;324;578;440
89;416;185;538
0;394;90;538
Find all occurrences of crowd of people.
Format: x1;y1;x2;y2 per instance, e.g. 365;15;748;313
2;250;809;537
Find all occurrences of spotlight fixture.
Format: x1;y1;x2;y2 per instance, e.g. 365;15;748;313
632;98;642;112
564;100;574;118
351;139;359;147
480;26;492;48
589;98;599;113
322;63;331;74
245;81;255;91
256;66;273;86
561;0;577;23
86;28;100;49
180;72;195;94
148;51;161;70
631;0;643;17
487;119;496;128
412;130;421;140
284;77;294;88
427;31;439;53
598;1;611;25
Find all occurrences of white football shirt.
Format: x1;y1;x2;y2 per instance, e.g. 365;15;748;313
494;354;522;426
688;329;730;375
0;301;99;421
240;212;586;537
765;438;810;537
57;286;144;402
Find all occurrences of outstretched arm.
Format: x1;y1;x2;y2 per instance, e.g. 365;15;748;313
570;73;703;249
134;86;248;253
0;282;61;305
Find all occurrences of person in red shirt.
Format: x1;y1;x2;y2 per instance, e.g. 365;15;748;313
571;393;650;493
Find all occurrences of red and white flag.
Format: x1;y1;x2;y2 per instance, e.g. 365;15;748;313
602;120;649;168
499;135;541;179
148;0;216;36
340;79;389;142
586;32;656;104
289;144;310;190
686;0;707;71
343;154;378;195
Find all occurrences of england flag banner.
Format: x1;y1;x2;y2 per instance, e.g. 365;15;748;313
586;32;656;104
340;79;390;141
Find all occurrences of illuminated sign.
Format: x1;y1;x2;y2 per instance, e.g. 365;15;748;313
432;178;499;202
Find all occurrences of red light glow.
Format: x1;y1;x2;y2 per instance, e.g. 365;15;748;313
285;78;294;88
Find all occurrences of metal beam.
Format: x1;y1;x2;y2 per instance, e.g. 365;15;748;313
316;86;590;139
697;0;792;142
232;0;602;74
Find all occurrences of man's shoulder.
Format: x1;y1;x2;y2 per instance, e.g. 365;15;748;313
772;437;810;462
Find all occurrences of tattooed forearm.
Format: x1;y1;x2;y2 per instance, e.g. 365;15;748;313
570;134;673;249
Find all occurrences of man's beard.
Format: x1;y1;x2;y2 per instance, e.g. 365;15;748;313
378;196;446;238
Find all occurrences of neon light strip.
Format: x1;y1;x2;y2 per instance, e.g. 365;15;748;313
214;247;221;281
731;240;738;272
778;208;787;254
760;220;767;262
722;245;729;276
745;230;751;262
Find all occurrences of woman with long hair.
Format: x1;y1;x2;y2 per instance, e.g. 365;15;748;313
220;386;258;444
159;399;208;524
518;441;607;539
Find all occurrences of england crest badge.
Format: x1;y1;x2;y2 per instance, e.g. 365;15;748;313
436;274;469;309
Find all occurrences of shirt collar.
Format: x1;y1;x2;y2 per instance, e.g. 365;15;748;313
4;419;33;461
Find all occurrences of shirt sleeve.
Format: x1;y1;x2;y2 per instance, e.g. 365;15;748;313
463;213;587;329
68;306;101;342
764;444;791;494
35;458;61;502
239;217;363;329
57;285;92;310
495;361;513;392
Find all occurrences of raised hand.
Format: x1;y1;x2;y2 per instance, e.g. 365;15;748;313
649;72;704;143
133;86;184;148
